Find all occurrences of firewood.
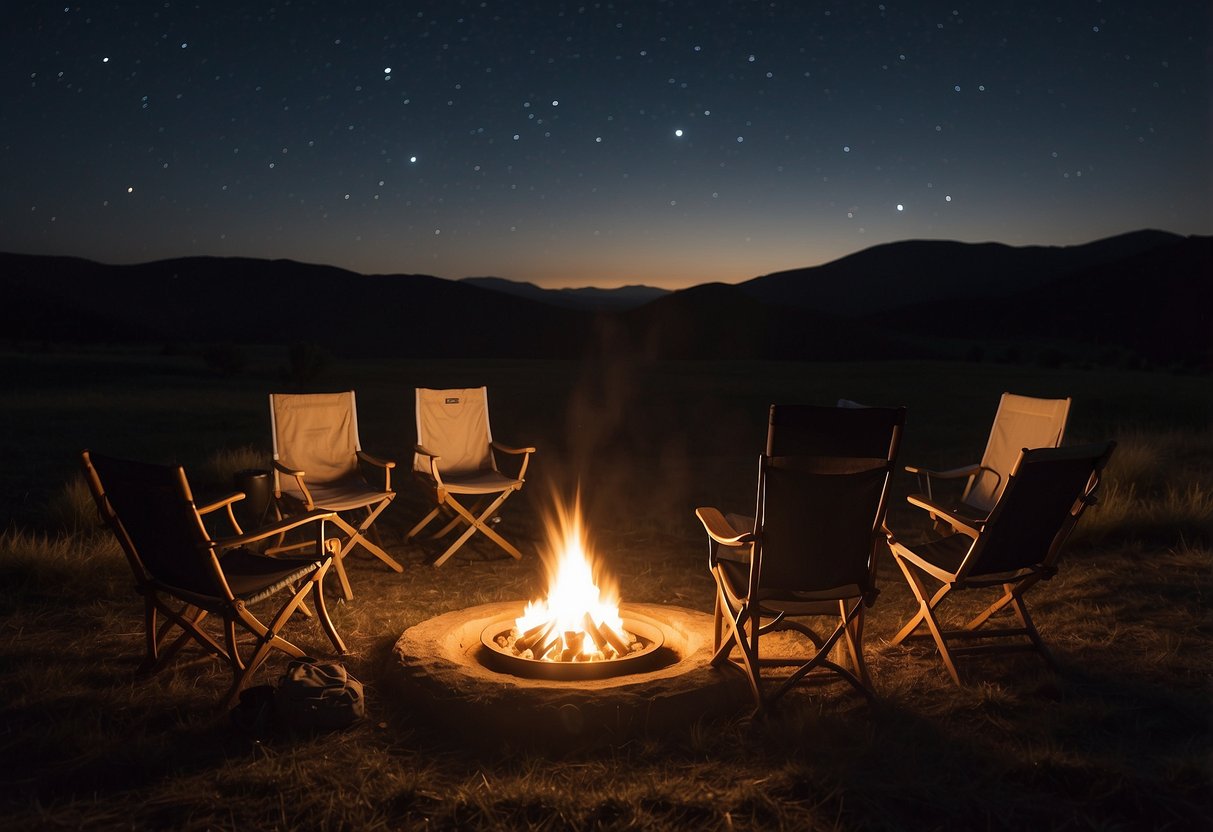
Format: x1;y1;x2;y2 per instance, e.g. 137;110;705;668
533;631;560;660
600;621;630;656
565;631;585;656
582;613;610;652
515;621;554;654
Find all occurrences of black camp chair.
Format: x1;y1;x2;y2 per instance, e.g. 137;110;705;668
695;403;906;712
82;450;348;709
888;442;1114;684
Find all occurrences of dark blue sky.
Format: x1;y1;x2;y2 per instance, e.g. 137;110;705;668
2;1;1209;287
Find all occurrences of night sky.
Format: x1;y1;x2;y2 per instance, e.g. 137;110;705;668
2;1;1209;288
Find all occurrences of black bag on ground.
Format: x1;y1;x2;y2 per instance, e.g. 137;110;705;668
276;659;365;731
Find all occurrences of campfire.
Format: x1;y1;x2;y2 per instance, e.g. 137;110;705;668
479;498;664;680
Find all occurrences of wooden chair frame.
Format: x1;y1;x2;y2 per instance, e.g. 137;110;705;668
408;387;534;567
906;392;1070;531
269;391;403;599
82;451;348;709
888;442;1114;684
696;404;906;713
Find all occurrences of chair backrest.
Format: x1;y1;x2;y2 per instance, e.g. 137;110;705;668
413;387;495;476
965;393;1070;513
82;451;223;596
958;442;1114;580
753;404;906;596
270;391;361;483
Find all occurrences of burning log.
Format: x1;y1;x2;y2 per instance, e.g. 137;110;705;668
532;629;561;661
582;613;611;653
515;620;554;654
496;494;659;667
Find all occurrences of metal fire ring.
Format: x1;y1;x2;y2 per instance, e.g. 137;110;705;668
479;613;667;681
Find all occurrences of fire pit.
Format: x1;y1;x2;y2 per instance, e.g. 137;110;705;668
472;499;670;682
388;500;749;745
479;610;666;681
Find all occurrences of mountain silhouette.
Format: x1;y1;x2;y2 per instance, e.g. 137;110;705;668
740;229;1186;315
2;229;1206;367
460;277;669;311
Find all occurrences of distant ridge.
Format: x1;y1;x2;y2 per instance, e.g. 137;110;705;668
1;230;1207;367
460;277;670;311
741;229;1185;315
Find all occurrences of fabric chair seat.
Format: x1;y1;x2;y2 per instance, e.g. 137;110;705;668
441;468;523;495
159;551;321;608
897;533;971;575
717;558;862;613
280;476;390;512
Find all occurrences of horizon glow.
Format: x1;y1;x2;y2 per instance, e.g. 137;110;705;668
0;2;1208;290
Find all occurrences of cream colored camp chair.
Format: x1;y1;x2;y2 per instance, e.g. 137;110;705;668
695;403;906;712
906;393;1070;531
82;450;347;709
269;391;402;599
409;387;535;567
889;442;1114;684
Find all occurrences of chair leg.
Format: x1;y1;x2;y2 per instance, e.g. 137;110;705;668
141;597;227;675
221;589;313;710
1007;588;1054;667
769;600;872;704
891;580;952;645
712;592;723;654
431;490;521;567
710;581;741;666
152;605;217;671
962;585;1016;631
325;509;404;601
892;554;963;685
337;500;403;573
407;506;442;539
311;562;347;655
843;600;871;689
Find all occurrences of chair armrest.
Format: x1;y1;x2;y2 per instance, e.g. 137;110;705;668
357;450;395;491
695;507;754;546
906;494;982;539
491;441;534;481
212;508;337;550
197;492;246;516
904;462;980;500
198;491;248;535
272;460;314;509
414;445;446;489
904;463;980;479
273;459;305;478
491;441;537;455
357;450;396;469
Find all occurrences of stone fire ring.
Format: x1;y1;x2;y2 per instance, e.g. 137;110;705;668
389;602;750;746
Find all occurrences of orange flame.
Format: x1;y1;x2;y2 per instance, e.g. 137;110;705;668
514;497;625;659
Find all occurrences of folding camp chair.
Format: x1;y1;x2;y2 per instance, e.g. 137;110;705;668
269;391;402;600
409;387;535;567
695;403;906;712
906;392;1070;532
888;442;1114;684
81;450;347;709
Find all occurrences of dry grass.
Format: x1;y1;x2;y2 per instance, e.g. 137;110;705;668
1;351;1210;830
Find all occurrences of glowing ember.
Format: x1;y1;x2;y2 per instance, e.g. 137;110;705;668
501;499;642;663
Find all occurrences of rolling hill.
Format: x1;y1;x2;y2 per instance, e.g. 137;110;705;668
2;230;1207;367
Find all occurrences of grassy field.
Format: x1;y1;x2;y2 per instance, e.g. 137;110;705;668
1;347;1210;830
